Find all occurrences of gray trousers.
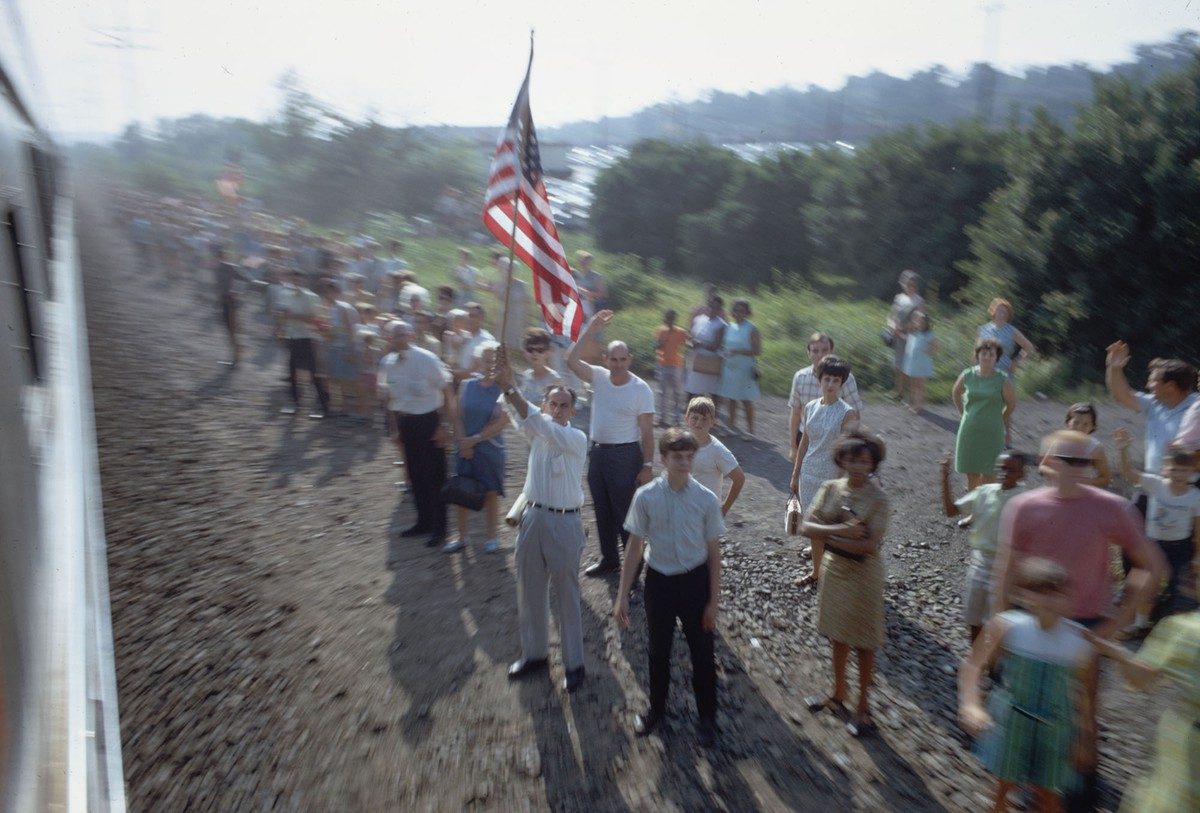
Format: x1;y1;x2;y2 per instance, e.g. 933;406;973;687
515;505;586;670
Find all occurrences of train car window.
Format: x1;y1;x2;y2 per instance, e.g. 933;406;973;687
3;207;43;382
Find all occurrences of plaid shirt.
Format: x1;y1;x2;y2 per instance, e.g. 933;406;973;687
787;365;864;413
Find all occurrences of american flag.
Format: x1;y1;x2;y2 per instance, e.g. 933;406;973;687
482;47;584;341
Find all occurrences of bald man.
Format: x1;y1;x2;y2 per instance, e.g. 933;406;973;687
567;310;656;577
992;429;1166;811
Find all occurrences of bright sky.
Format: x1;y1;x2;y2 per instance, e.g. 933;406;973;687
16;0;1200;138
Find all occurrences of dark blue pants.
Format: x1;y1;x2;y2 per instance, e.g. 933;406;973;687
1155;537;1199;618
645;564;716;721
397;410;447;536
586;442;643;566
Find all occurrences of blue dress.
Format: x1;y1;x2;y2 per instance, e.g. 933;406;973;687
719;320;760;401
456;377;506;494
977;322;1018;374
902;330;935;378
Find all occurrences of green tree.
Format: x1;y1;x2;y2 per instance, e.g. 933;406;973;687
591;140;740;271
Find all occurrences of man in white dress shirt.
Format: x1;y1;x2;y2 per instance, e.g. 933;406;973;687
378;320;456;548
788;332;863;461
566;310;656;578
496;350;589;692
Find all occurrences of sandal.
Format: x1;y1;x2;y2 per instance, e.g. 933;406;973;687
846;715;877;737
793;573;818;589
804;695;845;714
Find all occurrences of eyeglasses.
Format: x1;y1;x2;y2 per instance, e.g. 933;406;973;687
1052;454;1093;468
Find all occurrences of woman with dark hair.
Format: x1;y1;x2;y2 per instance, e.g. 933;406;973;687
790;355;859;588
802;430;890;737
1065;402;1111;488
953;338;1017;493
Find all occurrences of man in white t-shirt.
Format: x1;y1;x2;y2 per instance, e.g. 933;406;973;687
788;332;863;461
566;310;656;577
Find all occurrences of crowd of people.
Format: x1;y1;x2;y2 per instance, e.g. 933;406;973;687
117;190;1198;812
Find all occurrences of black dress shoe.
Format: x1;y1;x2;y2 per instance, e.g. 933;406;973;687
584;560;621;577
634;709;663;737
401;524;431;538
562;666;586;692
507;658;549;680
696;718;719;748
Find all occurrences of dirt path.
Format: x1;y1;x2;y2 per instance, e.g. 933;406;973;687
83;196;1159;811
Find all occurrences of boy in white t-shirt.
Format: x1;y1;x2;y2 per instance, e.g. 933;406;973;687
684;397;745;514
1116;428;1200;627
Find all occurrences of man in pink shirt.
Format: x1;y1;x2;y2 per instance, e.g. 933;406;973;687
991;429;1165;811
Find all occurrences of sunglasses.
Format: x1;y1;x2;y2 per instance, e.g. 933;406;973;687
1052;454;1093;468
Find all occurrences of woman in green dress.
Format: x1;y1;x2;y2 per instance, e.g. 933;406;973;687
953;338;1017;492
1088;561;1200;813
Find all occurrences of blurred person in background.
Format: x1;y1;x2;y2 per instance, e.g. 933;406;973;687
654;308;689;426
455;303;496;383
901;311;938;414
453;247;480;304
212;242;253;368
978;298;1037;377
318;278;362;417
886;270;923;400
573;250;608;318
685;295;726;404
278;269;330;418
718;299;761;435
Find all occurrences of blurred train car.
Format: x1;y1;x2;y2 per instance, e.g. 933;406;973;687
0;12;126;813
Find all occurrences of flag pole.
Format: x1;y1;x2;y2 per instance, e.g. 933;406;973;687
498;31;534;352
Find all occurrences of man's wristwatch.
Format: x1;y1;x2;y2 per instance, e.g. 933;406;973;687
504;387;518;396
642;462;653;469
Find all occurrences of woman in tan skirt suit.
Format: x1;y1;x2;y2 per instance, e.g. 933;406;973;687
801;430;890;737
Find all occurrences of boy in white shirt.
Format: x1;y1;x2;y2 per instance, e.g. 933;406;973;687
683;396;745;515
1115;429;1200;627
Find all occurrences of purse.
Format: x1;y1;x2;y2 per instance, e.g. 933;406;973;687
505;491;529;527
441;475;486;511
692;353;723;376
785;496;803;536
881;328;895;348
